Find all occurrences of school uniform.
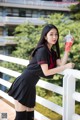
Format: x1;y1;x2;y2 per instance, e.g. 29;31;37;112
8;44;58;108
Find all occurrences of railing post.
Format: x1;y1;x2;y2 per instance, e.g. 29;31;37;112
63;75;75;120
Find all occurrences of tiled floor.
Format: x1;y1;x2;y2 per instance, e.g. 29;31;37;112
0;98;15;120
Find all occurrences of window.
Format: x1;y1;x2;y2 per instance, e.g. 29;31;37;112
0;8;2;16
26;10;32;17
13;9;19;17
7;26;15;36
6;8;13;16
19;9;26;17
32;10;38;18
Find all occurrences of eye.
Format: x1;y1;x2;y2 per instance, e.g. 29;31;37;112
50;33;53;36
55;34;58;36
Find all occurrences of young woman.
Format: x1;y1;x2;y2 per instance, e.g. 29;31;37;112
8;24;74;120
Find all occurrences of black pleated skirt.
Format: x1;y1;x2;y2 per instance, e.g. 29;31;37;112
8;69;39;108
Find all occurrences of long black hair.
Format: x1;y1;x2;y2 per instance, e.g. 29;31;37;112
31;24;60;58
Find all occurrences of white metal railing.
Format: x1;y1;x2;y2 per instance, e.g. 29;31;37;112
0;54;80;120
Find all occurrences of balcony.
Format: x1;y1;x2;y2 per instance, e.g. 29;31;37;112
0;16;45;26
0;36;16;46
0;0;78;11
0;54;80;120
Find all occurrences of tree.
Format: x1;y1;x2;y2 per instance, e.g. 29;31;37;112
69;0;80;20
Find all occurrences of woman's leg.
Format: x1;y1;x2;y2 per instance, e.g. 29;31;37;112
15;100;27;111
14;100;37;120
14;100;27;120
26;107;34;120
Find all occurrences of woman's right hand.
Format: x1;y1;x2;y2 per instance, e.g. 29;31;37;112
65;63;75;69
64;35;74;52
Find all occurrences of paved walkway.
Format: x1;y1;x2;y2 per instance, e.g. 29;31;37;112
0;98;15;120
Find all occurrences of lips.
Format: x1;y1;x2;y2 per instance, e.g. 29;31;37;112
52;40;57;43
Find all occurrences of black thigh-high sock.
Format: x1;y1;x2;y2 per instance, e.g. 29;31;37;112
15;111;27;120
27;111;34;120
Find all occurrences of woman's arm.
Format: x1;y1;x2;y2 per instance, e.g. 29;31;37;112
41;62;74;76
56;51;69;66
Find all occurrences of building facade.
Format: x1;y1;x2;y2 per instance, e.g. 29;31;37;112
0;0;78;37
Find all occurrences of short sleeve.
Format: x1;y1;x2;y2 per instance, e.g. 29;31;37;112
36;47;48;65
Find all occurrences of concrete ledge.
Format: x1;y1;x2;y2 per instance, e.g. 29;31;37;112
0;98;15;120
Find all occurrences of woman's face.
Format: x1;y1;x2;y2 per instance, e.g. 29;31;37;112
45;28;58;46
